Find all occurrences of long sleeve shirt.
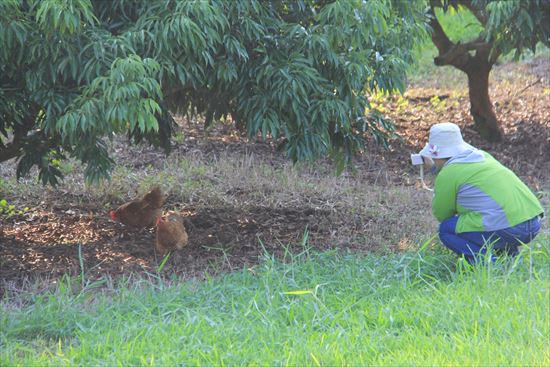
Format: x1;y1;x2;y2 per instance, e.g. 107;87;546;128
433;149;544;233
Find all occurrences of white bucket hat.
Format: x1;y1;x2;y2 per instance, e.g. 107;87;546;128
419;122;474;159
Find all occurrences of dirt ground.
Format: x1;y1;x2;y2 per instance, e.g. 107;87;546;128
1;57;549;293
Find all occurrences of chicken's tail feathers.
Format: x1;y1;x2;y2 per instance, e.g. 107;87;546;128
143;186;164;207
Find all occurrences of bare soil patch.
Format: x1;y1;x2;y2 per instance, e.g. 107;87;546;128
1;204;371;288
1;57;549;293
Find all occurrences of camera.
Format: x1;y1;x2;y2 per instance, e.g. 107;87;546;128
410;153;424;166
410;154;434;167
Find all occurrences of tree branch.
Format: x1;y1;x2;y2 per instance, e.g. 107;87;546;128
429;1;498;71
1;131;32;162
428;1;454;54
0;140;23;162
429;1;471;71
0;105;40;163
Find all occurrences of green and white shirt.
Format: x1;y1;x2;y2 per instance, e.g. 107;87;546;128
432;149;544;233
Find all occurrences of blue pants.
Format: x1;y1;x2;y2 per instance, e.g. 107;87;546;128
439;216;541;263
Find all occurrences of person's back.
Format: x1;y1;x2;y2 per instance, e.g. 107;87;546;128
434;150;543;234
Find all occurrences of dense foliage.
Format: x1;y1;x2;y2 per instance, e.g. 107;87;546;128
438;0;550;56
0;0;428;184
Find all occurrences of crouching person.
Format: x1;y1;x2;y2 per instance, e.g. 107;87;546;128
419;122;544;264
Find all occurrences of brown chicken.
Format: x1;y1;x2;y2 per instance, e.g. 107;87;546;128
109;186;164;228
155;213;189;256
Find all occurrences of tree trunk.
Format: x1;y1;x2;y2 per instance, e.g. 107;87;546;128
465;62;503;142
0;104;41;163
428;0;504;143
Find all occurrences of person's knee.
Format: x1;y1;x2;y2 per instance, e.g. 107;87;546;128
439;217;457;236
438;218;457;249
524;218;541;244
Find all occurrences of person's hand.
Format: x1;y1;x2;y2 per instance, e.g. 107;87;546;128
422;156;434;169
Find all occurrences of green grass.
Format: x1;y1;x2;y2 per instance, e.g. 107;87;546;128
2;234;549;366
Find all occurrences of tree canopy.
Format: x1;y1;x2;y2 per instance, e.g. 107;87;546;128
0;0;428;184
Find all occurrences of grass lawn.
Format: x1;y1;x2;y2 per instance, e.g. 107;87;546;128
2;234;549;366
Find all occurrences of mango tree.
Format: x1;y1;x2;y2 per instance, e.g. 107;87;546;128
0;0;427;185
428;0;550;141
